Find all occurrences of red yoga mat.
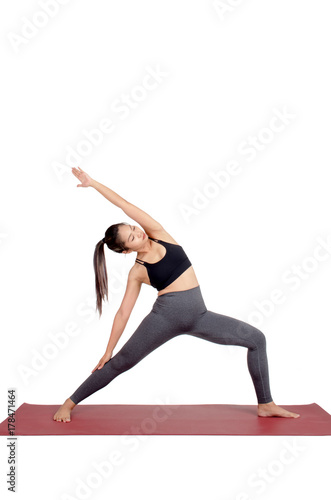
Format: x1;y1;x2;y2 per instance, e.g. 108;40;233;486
1;402;330;436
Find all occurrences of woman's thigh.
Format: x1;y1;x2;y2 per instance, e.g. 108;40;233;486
110;309;182;372
187;309;266;350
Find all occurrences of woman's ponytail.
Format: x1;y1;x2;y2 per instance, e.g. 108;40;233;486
93;239;108;318
93;222;129;318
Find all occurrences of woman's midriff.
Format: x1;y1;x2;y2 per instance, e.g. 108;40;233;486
157;266;199;296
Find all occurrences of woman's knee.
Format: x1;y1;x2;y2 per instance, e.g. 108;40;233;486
248;326;267;350
109;353;127;373
110;349;139;373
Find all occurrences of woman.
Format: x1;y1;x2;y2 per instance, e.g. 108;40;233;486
53;167;300;422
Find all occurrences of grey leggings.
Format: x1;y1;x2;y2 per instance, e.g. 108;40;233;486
70;285;273;405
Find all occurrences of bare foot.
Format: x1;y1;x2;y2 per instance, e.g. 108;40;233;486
53;398;76;422
257;401;300;418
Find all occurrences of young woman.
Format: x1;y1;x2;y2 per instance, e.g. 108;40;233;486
53;167;300;422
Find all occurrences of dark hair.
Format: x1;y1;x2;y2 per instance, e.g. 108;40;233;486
93;222;130;318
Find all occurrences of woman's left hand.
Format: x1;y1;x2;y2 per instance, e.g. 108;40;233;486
72;166;93;188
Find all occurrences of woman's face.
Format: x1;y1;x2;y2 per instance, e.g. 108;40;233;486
119;224;147;252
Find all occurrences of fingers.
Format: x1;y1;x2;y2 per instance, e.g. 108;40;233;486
91;360;105;373
72;167;86;188
72;167;82;177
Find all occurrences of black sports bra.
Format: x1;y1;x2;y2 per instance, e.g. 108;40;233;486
135;236;192;291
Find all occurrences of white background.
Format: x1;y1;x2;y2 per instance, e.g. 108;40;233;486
1;1;330;499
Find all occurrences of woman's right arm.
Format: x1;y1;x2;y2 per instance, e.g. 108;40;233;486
105;268;142;354
105;310;130;354
91;311;129;372
91;268;142;372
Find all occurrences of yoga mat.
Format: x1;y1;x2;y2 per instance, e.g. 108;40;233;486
0;402;330;436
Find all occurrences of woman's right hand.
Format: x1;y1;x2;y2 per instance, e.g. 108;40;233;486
91;351;113;373
72;166;93;188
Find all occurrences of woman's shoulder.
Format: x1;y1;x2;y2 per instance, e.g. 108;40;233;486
146;227;179;245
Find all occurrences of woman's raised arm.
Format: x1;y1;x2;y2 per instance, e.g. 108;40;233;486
71;167;163;233
72;167;128;209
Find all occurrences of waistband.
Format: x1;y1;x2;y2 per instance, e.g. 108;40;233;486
152;285;206;316
156;285;201;299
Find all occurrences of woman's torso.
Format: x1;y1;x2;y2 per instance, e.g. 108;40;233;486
134;228;199;295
